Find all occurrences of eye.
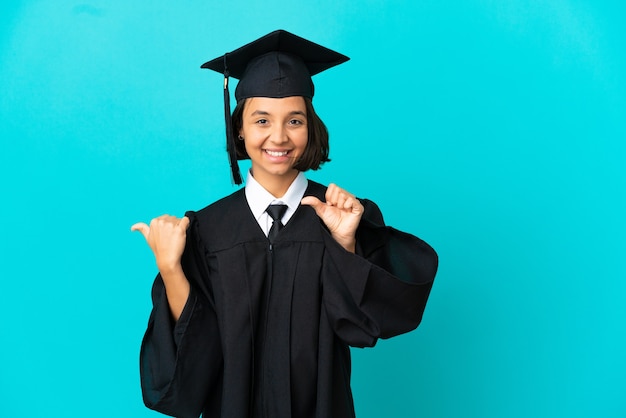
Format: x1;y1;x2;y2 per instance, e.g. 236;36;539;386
255;119;268;125
288;119;304;126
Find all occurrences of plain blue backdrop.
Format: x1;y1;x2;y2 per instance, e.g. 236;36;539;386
1;1;625;417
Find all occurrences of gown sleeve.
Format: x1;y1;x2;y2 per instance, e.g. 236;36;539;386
139;213;223;418
321;199;438;348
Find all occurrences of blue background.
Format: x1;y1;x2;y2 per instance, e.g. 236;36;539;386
1;1;625;417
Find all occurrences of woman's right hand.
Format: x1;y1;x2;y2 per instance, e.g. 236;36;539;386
131;215;190;274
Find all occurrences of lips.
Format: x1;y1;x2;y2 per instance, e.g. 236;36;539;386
264;150;290;157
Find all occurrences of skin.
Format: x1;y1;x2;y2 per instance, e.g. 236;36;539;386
132;96;364;320
239;96;309;198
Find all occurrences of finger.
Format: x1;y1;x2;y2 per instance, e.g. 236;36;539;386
301;196;323;209
302;196;331;218
325;183;337;206
324;183;337;206
151;215;176;228
336;192;348;209
179;216;190;230
326;183;355;207
344;196;364;214
130;222;150;240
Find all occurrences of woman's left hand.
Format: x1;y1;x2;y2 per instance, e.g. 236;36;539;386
301;183;364;253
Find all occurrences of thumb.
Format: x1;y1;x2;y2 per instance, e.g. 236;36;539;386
179;216;190;230
301;196;324;210
301;196;330;220
130;222;150;240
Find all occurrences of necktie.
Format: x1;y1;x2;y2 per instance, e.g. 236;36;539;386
266;204;288;244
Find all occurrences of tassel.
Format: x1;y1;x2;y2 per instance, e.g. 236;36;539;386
223;54;242;185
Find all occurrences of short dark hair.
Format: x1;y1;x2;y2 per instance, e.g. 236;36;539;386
231;97;330;171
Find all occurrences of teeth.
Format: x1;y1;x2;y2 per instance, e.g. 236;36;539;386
266;150;288;157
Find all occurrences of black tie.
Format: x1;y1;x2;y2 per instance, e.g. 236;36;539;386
266;204;288;244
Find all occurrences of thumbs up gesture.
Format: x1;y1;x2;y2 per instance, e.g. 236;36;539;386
301;183;364;253
131;215;190;274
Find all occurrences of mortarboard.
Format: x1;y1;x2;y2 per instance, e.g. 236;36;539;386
201;30;349;184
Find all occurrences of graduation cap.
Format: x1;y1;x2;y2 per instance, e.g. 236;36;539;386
201;29;349;185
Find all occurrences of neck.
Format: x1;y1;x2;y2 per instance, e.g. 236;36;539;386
252;170;299;198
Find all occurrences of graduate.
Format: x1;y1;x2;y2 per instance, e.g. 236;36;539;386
131;30;438;418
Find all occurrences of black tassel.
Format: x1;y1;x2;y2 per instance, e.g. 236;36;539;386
223;55;242;185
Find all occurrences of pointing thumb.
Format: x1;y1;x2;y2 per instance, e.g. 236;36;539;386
130;222;150;240
301;196;323;209
301;196;329;219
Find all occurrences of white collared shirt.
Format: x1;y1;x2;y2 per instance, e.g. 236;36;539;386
244;171;309;237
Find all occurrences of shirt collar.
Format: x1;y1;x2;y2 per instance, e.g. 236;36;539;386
244;171;308;223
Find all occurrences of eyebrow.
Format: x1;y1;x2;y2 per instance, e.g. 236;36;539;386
250;110;307;117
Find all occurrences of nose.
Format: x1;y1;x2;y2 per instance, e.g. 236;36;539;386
269;126;288;144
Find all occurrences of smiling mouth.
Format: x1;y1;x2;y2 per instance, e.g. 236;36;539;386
265;150;290;157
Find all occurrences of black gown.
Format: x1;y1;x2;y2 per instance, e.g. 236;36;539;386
139;180;438;418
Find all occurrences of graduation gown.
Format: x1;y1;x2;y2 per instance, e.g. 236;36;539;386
139;181;438;418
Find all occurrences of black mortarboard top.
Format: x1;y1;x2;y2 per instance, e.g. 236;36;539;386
201;30;349;185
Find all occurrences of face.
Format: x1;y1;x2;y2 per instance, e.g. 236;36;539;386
239;96;308;185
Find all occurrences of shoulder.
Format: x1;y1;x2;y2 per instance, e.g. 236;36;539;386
188;189;246;221
304;179;327;200
183;188;265;251
184;189;248;238
360;198;385;227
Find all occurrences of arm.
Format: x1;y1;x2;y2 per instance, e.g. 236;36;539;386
303;185;438;347
133;214;223;418
320;224;436;347
131;215;190;320
140;279;222;418
355;198;438;285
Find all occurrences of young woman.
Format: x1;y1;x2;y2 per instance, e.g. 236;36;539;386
132;30;438;418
